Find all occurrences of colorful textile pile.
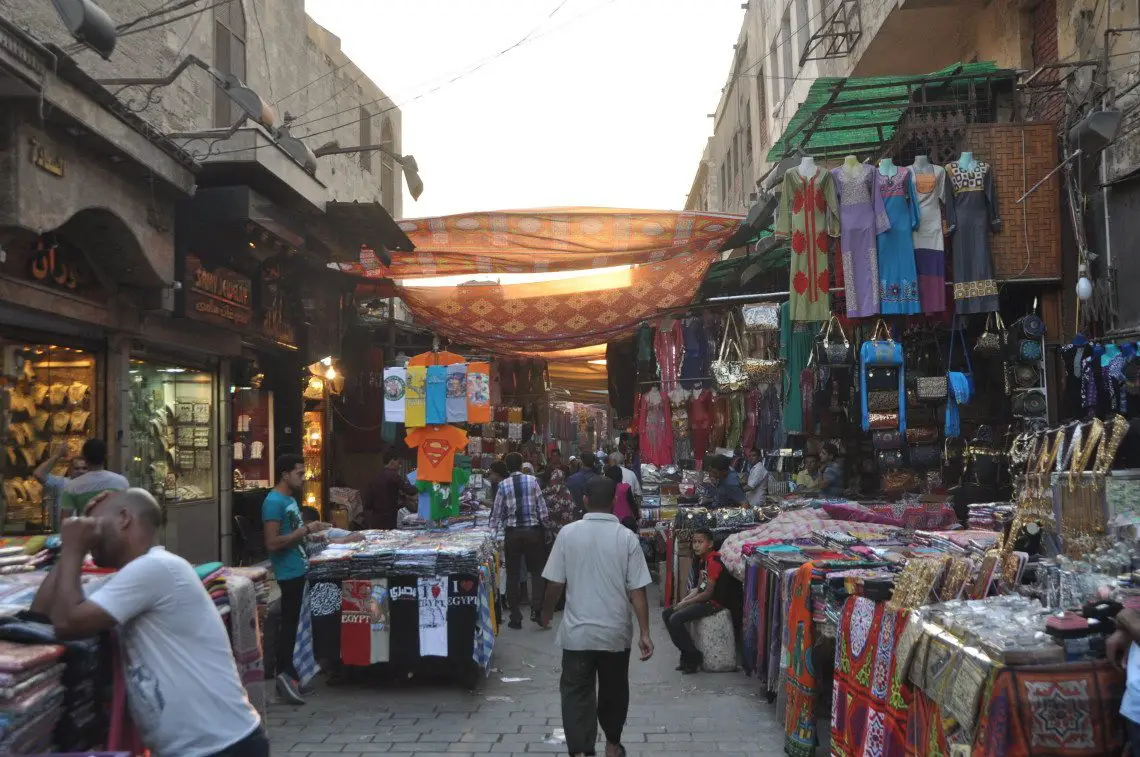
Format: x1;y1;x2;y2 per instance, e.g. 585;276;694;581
972;662;1124;757
784;562;820;757
225;574;267;725
822;500;957;530
0;640;66;754
0;543;51;575
227;565;270;605
198;562;229;616
831;597;911;757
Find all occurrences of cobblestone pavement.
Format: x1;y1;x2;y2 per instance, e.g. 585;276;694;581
266;587;786;755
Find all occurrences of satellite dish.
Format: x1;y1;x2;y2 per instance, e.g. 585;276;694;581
53;0;116;60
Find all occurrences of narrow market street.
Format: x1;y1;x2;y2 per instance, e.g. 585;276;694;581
268;587;781;756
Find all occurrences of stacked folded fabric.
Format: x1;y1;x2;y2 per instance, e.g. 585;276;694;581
196;562;229;616
227;565;270;605
0;639;66;754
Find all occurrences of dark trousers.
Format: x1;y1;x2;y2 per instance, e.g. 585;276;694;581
1128;717;1140;757
662;602;719;662
505;526;546;622
560;649;631;755
276;577;305;680
206;727;270;757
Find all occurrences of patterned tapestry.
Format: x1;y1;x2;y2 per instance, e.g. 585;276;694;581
396;251;716;352
333;208;741;278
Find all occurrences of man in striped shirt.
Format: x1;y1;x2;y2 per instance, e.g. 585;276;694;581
60;439;129;517
491;452;552;629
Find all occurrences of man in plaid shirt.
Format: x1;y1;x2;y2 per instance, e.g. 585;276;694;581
492;452;553;629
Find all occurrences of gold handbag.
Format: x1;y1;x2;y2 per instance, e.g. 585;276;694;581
711;313;748;392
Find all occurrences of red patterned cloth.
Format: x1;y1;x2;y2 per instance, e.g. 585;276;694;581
335;208;741;278
396;252;715;352
832;597;911;757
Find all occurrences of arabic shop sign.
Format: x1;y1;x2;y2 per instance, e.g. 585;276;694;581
9;240;103;301
182;254;252;328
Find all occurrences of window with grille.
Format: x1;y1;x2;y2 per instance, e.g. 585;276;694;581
756;68;769;146
769;41;782;105
795;0;810;61
781;12;795;86
359;107;373;172
213;2;247;128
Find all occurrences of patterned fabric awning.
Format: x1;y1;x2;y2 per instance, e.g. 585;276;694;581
396;251;714;352
332;208;742;278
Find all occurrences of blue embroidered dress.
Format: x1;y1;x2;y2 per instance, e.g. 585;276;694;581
875;166;921;314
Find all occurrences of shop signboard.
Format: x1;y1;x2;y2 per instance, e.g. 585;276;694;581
180;254;252;329
257;262;299;349
0;237;104;302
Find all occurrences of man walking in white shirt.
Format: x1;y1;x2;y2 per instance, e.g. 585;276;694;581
744;448;769;507
608;452;642;505
541;475;654;757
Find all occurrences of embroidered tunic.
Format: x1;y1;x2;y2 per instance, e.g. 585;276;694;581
946;160;1001;314
875;166;921;315
831;163;890;318
911;165;956;314
776;167;841;322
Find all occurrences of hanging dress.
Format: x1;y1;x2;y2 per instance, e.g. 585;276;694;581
831;163;890;318
875;166;922;315
710;393;729;451
776;166;841;322
689;389;712;462
669;386;692;462
654;319;684;395
638;387;673;466
680;317;709;390
912;164;956;314
946;160;1001;314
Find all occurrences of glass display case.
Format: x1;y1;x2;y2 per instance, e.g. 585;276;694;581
0;341;97;533
302;374;327;513
126;359;216;505
232;388;274;492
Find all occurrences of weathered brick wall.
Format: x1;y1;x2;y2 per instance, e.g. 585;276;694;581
0;0;403;216
965;123;1061;280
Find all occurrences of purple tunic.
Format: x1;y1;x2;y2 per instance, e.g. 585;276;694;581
831;164;890;318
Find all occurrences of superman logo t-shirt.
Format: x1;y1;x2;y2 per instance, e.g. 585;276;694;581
405;425;469;484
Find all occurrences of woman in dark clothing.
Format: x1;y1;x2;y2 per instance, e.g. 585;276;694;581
604;465;639;531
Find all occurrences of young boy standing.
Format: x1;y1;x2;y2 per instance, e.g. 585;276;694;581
662;528;728;673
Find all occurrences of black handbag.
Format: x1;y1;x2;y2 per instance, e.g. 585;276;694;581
1014;339;1043;363
867;390;898;412
866;366;899;392
1015;314;1046;339
877;449;904;469
1012;388;1047;416
815;316;852;366
909;444;941;468
1012;363;1039;388
873;430;902;450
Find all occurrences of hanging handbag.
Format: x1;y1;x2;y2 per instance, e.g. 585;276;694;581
915;376;948;401
1012;363;1040;389
735;316;783;388
867;390;898;412
868;411;900;430
866;366;900;392
712;314;748;392
877;449;904;468
973;312;1008;357
906;426;939;445
873;430;902;450
1015;314;1046;339
910;444;941;468
1014;339;1043;363
741;303;780;332
815;316;852;366
860;318;904;365
881;470;919;493
1012;388;1048;417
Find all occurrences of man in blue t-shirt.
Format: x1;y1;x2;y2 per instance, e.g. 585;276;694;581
263;453;329;705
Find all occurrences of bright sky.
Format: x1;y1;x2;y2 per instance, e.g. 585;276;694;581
304;0;745;220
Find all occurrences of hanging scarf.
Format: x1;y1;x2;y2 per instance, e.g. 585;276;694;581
945;325;974;437
783;562;820;757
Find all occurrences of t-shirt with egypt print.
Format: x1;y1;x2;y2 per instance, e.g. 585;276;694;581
405;425;468;483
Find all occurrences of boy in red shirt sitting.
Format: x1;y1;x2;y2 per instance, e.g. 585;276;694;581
662;528;727;673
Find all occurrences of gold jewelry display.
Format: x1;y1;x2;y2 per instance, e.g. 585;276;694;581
889;557;948;611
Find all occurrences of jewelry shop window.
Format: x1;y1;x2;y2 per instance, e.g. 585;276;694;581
127;360;216;504
0;342;97;533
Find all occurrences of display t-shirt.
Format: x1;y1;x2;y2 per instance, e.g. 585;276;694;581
425;365;447;425
466;362;491;423
89;547;261;757
383;367;406;423
262;489;307;580
60;469;129;515
405;425;468;484
445;363;467;423
405;366;427;428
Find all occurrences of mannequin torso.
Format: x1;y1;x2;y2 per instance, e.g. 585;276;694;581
878;157;897;177
912;155;933;173
798;155;818;178
957;151;977;172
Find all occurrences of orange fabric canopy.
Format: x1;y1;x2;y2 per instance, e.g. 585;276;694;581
333;207;742;278
396;250;714;353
